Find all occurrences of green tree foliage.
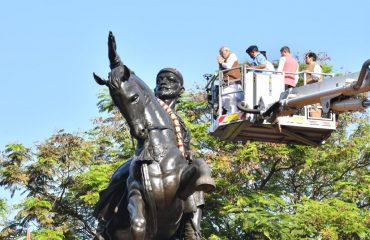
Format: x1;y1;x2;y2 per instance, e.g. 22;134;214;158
0;93;133;239
179;92;369;240
0;87;369;239
0;198;7;225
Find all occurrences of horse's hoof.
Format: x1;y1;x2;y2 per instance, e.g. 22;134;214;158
195;176;216;193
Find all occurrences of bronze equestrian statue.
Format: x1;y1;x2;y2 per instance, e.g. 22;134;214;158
93;32;215;240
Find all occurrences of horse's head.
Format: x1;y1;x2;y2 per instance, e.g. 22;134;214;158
116;72;149;140
94;31;149;140
94;65;149;140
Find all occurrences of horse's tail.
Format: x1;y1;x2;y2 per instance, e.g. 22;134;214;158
141;163;157;237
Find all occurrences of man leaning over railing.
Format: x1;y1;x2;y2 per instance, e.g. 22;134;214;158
217;46;244;114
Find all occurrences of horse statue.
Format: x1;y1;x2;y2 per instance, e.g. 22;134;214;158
93;32;215;240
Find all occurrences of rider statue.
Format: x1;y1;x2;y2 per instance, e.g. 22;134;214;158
94;66;214;239
154;68;209;239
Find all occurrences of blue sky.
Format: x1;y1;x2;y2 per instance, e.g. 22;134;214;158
0;0;369;150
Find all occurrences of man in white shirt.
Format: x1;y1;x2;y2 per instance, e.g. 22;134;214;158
217;47;240;80
304;52;323;84
217;47;244;114
304;52;324;117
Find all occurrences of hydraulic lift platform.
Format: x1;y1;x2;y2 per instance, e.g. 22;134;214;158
206;60;370;146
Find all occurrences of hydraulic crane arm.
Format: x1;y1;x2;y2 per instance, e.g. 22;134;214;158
266;59;370;117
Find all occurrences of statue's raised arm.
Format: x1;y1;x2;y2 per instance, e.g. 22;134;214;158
93;31;129;87
108;31;121;69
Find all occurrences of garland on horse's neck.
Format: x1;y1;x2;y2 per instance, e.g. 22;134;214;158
157;98;185;157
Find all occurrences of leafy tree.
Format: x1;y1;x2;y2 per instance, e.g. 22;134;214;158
0;92;134;239
178;91;369;240
0;198;7;225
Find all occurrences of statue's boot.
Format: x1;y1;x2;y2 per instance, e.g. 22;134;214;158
178;160;215;200
193;158;215;193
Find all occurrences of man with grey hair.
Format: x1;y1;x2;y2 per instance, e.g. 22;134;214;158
217;46;244;114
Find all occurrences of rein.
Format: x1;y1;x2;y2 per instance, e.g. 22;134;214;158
157;98;185;157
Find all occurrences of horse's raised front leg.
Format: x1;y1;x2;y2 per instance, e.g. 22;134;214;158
127;173;146;240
